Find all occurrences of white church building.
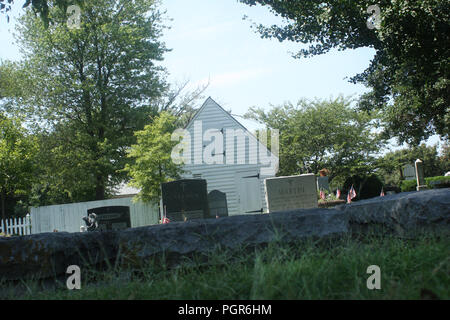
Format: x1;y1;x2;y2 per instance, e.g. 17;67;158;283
176;97;279;216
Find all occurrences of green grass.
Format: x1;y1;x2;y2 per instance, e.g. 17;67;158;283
2;234;449;300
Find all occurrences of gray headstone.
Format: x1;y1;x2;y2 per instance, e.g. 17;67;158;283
317;176;330;191
264;174;318;212
403;164;416;180
87;206;131;231
161;179;211;222
208;190;228;217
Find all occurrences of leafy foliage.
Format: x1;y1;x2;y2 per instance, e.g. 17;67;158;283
1;0;168;202
0;0;84;27
0;114;37;219
376;143;448;187
401;176;450;192
240;0;450;144
124;112;184;203
244;96;384;185
425;176;450;189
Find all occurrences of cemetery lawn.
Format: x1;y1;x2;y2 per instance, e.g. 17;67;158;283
3;233;449;300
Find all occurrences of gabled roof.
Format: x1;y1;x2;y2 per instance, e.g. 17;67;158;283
186;97;250;133
185;97;278;160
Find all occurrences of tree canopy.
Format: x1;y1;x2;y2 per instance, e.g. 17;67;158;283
245;96;384;186
0;0;83;26
240;0;449;144
1;0;168;202
124;112;184;203
0;114;37;220
376;143;449;186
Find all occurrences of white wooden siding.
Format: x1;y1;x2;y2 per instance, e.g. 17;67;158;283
31;197;159;234
182;97;276;216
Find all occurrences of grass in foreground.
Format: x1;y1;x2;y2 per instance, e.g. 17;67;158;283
2;234;449;300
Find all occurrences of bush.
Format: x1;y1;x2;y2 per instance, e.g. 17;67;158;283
400;179;417;192
425;176;450;189
343;174;384;200
400;176;450;192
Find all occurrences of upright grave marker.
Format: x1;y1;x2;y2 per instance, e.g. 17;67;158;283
161;179;211;222
208;190;229;218
86;206;131;231
415;159;428;191
264;174;318;212
317;176;330;192
403;164;416;181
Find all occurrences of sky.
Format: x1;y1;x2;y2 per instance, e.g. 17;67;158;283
159;1;374;119
0;0;444;153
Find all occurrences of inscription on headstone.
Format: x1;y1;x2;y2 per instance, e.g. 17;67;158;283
208;190;229;218
161;179;211;222
264;174;318;212
86;206;131;231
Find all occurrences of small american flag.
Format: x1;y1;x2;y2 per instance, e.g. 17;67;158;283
162;217;170;224
347;185;357;204
349;185;357;199
320;189;326;200
162;206;170;224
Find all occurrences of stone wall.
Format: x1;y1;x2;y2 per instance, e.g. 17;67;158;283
1;188;448;282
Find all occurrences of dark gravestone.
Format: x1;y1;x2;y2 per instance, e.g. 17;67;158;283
208;190;229;217
317;176;330;192
87;206;131;231
162;179;211;222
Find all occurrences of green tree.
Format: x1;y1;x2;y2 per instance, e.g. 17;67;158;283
240;0;449;144
0;114;37;220
124;112;183;203
2;0;168;202
245;96;384;186
376;143;449;186
0;0;83;26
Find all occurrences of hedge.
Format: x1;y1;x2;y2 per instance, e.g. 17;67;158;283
400;176;450;192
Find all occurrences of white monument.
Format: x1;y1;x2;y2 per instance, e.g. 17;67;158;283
415;159;428;191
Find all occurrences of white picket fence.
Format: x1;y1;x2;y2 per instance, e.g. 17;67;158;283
0;214;32;236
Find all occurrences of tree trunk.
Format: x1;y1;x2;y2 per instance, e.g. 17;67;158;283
1;189;6;222
95;175;105;200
